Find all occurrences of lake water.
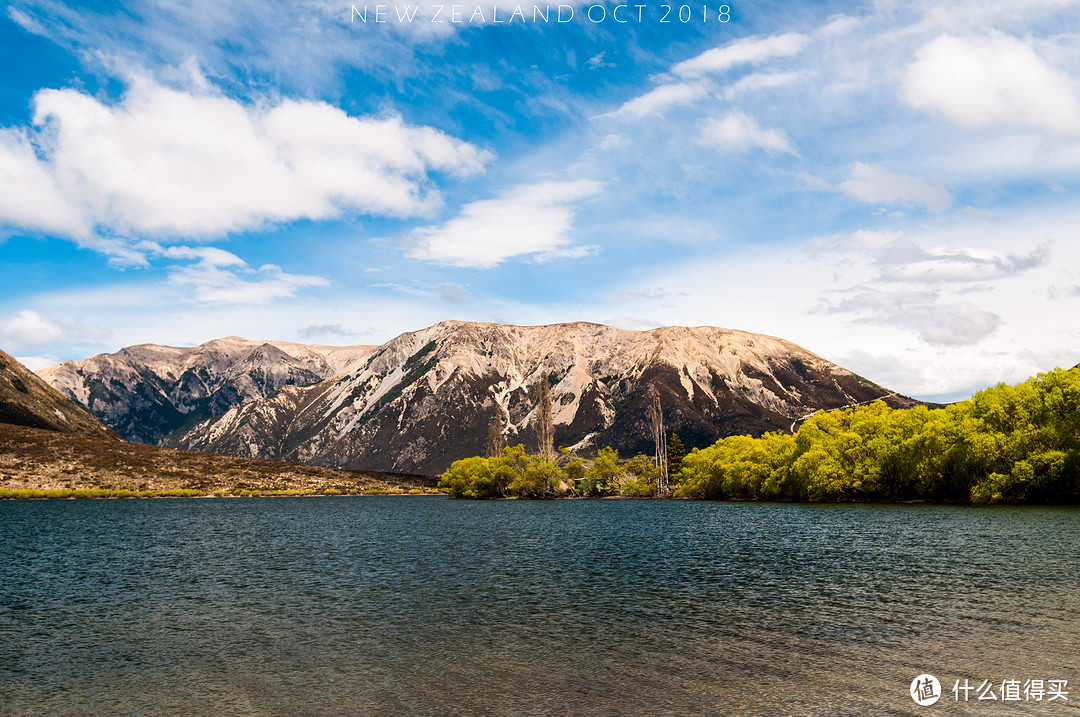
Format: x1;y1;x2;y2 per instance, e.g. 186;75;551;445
0;497;1077;716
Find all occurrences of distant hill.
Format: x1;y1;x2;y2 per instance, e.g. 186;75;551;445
40;321;920;475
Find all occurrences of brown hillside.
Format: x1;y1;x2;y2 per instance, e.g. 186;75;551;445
0;422;436;495
0;348;115;437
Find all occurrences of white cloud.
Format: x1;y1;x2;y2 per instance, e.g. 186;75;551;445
0;310;67;348
815;230;1049;283
821;289;1003;346
699;112;797;154
0;309;111;354
6;7;52;37
838;162;952;213
879;244;1048;283
672;32;809;77
162;246;328;305
902;33;1080;136
724;70;807;98
0;75;492;244
587;52;614;70
609;82;710;118
162;246;247;268
0;129;89;237
405;179;604;268
598;34;809;123
15;355;59;372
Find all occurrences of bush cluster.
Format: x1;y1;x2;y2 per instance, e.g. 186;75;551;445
441;367;1080;504
675;367;1080;503
438;445;664;498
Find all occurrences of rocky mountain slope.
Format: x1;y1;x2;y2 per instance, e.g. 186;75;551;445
0;349;431;495
135;321;918;475
0;348;114;437
38;338;375;444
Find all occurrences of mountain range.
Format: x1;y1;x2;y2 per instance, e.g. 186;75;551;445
38;321;918;475
38;338;374;444
0;346;431;495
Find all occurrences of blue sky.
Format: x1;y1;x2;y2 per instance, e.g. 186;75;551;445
2;0;1080;401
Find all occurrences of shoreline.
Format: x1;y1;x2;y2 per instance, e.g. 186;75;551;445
0;487;444;500
6;489;1075;506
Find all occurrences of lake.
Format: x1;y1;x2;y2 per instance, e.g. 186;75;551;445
0;497;1077;716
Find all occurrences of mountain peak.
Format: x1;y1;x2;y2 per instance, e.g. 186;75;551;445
123;320;915;474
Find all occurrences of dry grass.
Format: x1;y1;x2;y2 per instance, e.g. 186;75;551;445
0;422;440;498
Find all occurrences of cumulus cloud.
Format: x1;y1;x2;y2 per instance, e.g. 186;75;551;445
0;310;67;348
0;309;111;353
0;75;492;244
0;129;88;237
838;162;952;213
610;82;710;118
405;179;604;268
805;228;1052;349
902;33;1080;137
699;112;797;154
672;32;809;77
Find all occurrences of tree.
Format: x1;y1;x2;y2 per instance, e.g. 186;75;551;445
649;389;669;495
503;444;559;498
438;456;497;498
560;447;586;495
535;373;555;460
622;454;660;496
667;433;686;478
585;446;620;496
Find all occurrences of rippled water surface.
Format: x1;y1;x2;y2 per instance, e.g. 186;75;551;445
0;497;1077;716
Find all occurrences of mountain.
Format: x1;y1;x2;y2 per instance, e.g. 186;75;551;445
1;348;432;496
38;338;375;444
0;347;114;437
139;321;919;475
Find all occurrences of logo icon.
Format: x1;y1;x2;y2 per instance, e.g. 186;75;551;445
911;674;942;706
